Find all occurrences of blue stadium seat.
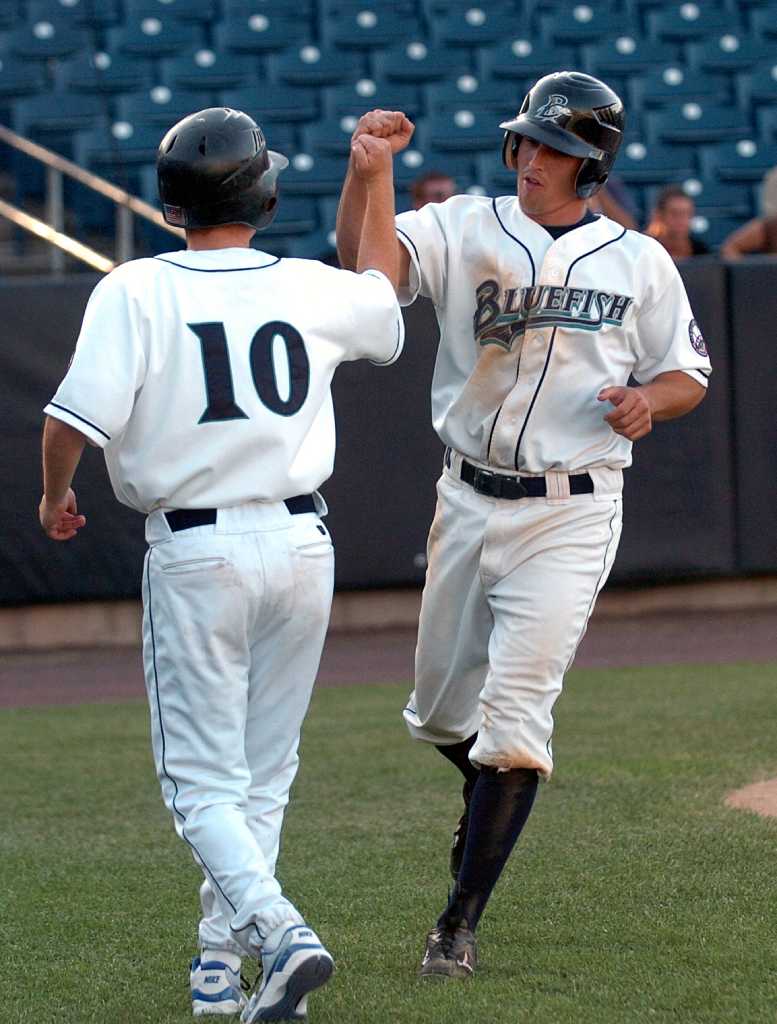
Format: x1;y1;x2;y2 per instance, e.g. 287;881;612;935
484;39;578;81
326;79;422;120
13;92;106;136
8;21;90;61
634;66;730;107
373;42;471;84
260;196;317;235
616;140;697;184
392;149;477;190
0;0;19;29
27;0;122;29
429;110;498;153
648;5;739;43
270;45;361;87
584;37;680;77
223;84;320;124
702;139;777;181
327;10;422;50
302;116;360;157
745;62;777;105
108;17;204;58
117;89;209;128
541;4;632;44
225;0;315;17
74;122;163;172
56;51;153;95
161;50;259;91
0;58;46;99
648;101;753;145
645;179;753;219
689;34;773;74
124;0;217;23
288;228;338;262
750;4;777;41
278;153;348;195
432;9;526;49
756;105;777;142
689;214;743;249
216;14;312;55
428;76;511;117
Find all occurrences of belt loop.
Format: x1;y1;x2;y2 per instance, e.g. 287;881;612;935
545;471;571;503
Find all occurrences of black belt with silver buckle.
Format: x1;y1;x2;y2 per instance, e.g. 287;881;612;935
459;458;594;500
165;494;316;533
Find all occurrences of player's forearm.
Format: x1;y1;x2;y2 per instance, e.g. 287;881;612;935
641;371;706;421
336;163;368;271
357;173;400;292
42;416;86;502
720;219;765;259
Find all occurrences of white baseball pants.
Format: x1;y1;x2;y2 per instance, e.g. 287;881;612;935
141;500;334;959
404;458;622;779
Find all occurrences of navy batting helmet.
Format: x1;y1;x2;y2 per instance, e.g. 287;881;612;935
500;71;625;199
157;107;288;232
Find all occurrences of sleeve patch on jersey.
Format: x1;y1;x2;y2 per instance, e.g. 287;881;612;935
689;319;708;357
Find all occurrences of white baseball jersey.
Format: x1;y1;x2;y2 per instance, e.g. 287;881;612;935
45;247;403;513
396;196;711;475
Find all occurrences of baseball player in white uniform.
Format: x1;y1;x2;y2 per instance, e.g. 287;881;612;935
336;72;710;978
39;107;403;1021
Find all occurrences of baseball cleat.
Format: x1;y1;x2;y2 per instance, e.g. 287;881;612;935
419;919;477;980
449;779;473;881
191;953;248;1016
241;924;333;1022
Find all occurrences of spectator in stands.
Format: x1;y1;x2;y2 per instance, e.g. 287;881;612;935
410;170;456;210
588;172;638;230
720;166;777;259
644;185;710;260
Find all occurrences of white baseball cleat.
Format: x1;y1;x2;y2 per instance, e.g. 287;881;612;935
241;924;334;1022
191;951;247;1017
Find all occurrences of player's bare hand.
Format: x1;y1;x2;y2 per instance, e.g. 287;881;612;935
351;109;414;154
39;488;86;541
598;386;653;441
350;134;394;182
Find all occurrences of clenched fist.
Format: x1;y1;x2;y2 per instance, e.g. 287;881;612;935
598;386;653;441
350;133;394;181
351;109;415;155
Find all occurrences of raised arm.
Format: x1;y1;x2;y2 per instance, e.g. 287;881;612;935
336;109;414;278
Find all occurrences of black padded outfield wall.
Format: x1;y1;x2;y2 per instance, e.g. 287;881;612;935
0;262;767;604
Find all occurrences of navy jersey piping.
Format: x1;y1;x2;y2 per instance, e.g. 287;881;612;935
370;316;403;366
48;401;111;441
486;197;536;462
512;227;627;471
155;256;281;273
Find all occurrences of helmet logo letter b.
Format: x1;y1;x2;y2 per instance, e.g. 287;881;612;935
535;94;569;120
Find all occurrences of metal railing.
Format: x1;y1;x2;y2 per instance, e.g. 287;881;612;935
0;123;185;274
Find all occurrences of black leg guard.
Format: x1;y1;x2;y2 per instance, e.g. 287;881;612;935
435;733;480;788
439;766;538;932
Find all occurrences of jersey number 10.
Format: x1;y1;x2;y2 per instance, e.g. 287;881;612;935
190;320;310;423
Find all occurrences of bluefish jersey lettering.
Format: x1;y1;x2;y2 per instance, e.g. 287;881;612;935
45;248;404;512
396;196;710;475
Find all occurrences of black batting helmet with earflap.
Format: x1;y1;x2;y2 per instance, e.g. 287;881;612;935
157;107;288;232
500;71;624;199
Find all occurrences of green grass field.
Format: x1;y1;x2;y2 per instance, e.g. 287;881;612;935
2;661;777;1024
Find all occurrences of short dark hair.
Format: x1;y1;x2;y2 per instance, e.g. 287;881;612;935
654;185;692;212
410;170;455;201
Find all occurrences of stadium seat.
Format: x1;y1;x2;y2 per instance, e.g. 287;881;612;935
432;9;527;49
161;50;259;91
278;153;348;195
270;45;362;87
756;105;777;142
645;179;753;219
327;10;422;50
108;18;204;58
429;110;499;153
224;0;315;17
0;0;18;29
7;21;90;62
302;116;361;157
373;42;471;85
648;5;739;43
634;66;730;107
288;228;338;262
616;140;697;184
223;84;320;124
391;148;477;190
428;76;513;117
57;51;153;95
689;214;743;249
260;196;318;235
648;102;753;145
541;4;632;44
13;92;106;137
689;35;774;74
26;0;122;29
584;37;680;77
124;0;217;23
0;59;46;100
327;78;422;120
703;139;777;181
117;89;210;128
750;5;777;41
484;39;578;82
74;122;165;170
216;14;312;55
745;62;777;106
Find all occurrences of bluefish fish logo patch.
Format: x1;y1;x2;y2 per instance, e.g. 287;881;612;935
535;94;569;119
474;280;634;351
689;318;708;356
